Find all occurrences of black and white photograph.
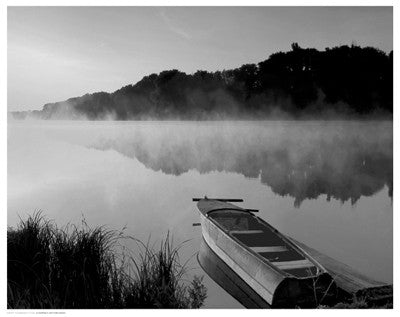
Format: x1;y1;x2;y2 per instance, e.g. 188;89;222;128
3;1;395;311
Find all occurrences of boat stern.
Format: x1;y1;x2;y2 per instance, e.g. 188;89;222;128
272;272;337;308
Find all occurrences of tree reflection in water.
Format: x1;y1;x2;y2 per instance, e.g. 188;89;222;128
90;122;392;207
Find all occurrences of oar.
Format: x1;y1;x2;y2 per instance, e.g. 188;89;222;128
192;197;244;202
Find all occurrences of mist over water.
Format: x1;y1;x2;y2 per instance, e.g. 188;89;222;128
8;120;392;308
88;121;392;207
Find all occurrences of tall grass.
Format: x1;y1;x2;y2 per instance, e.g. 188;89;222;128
124;233;206;308
7;213;207;309
7;213;53;308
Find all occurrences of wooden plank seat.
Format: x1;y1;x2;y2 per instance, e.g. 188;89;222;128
259;250;306;262
250;246;288;253
229;230;264;234
271;259;315;270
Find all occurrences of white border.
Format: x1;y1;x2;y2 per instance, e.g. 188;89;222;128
1;1;397;316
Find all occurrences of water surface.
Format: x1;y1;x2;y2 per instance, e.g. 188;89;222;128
8;120;393;308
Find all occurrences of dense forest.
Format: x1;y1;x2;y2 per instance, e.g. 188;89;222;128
12;44;393;120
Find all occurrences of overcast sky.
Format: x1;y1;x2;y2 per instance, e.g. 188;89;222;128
8;6;393;111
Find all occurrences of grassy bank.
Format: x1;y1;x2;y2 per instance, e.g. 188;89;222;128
7;213;207;309
324;286;393;309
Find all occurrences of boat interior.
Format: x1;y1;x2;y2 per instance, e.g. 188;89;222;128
208;209;319;278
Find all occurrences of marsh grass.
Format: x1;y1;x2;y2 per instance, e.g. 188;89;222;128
7;212;206;309
124;233;206;308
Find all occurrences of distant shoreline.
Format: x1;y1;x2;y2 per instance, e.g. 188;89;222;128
8;114;393;122
10;44;393;121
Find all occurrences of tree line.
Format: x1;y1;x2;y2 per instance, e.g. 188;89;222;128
12;43;393;120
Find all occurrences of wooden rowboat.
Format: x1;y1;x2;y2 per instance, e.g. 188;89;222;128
193;197;337;307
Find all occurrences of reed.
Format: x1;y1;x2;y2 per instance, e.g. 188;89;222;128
124;233;206;308
7;212;207;309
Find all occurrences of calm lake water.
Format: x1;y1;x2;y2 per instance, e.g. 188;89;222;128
7;120;393;308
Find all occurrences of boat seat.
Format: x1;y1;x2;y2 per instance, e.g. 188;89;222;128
250;245;287;253
271;259;315;270
284;267;319;278
250;246;287;253
259;249;305;262
229;230;263;234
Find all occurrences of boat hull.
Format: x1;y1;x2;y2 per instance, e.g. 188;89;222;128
198;202;337;307
198;237;271;308
200;212;281;305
